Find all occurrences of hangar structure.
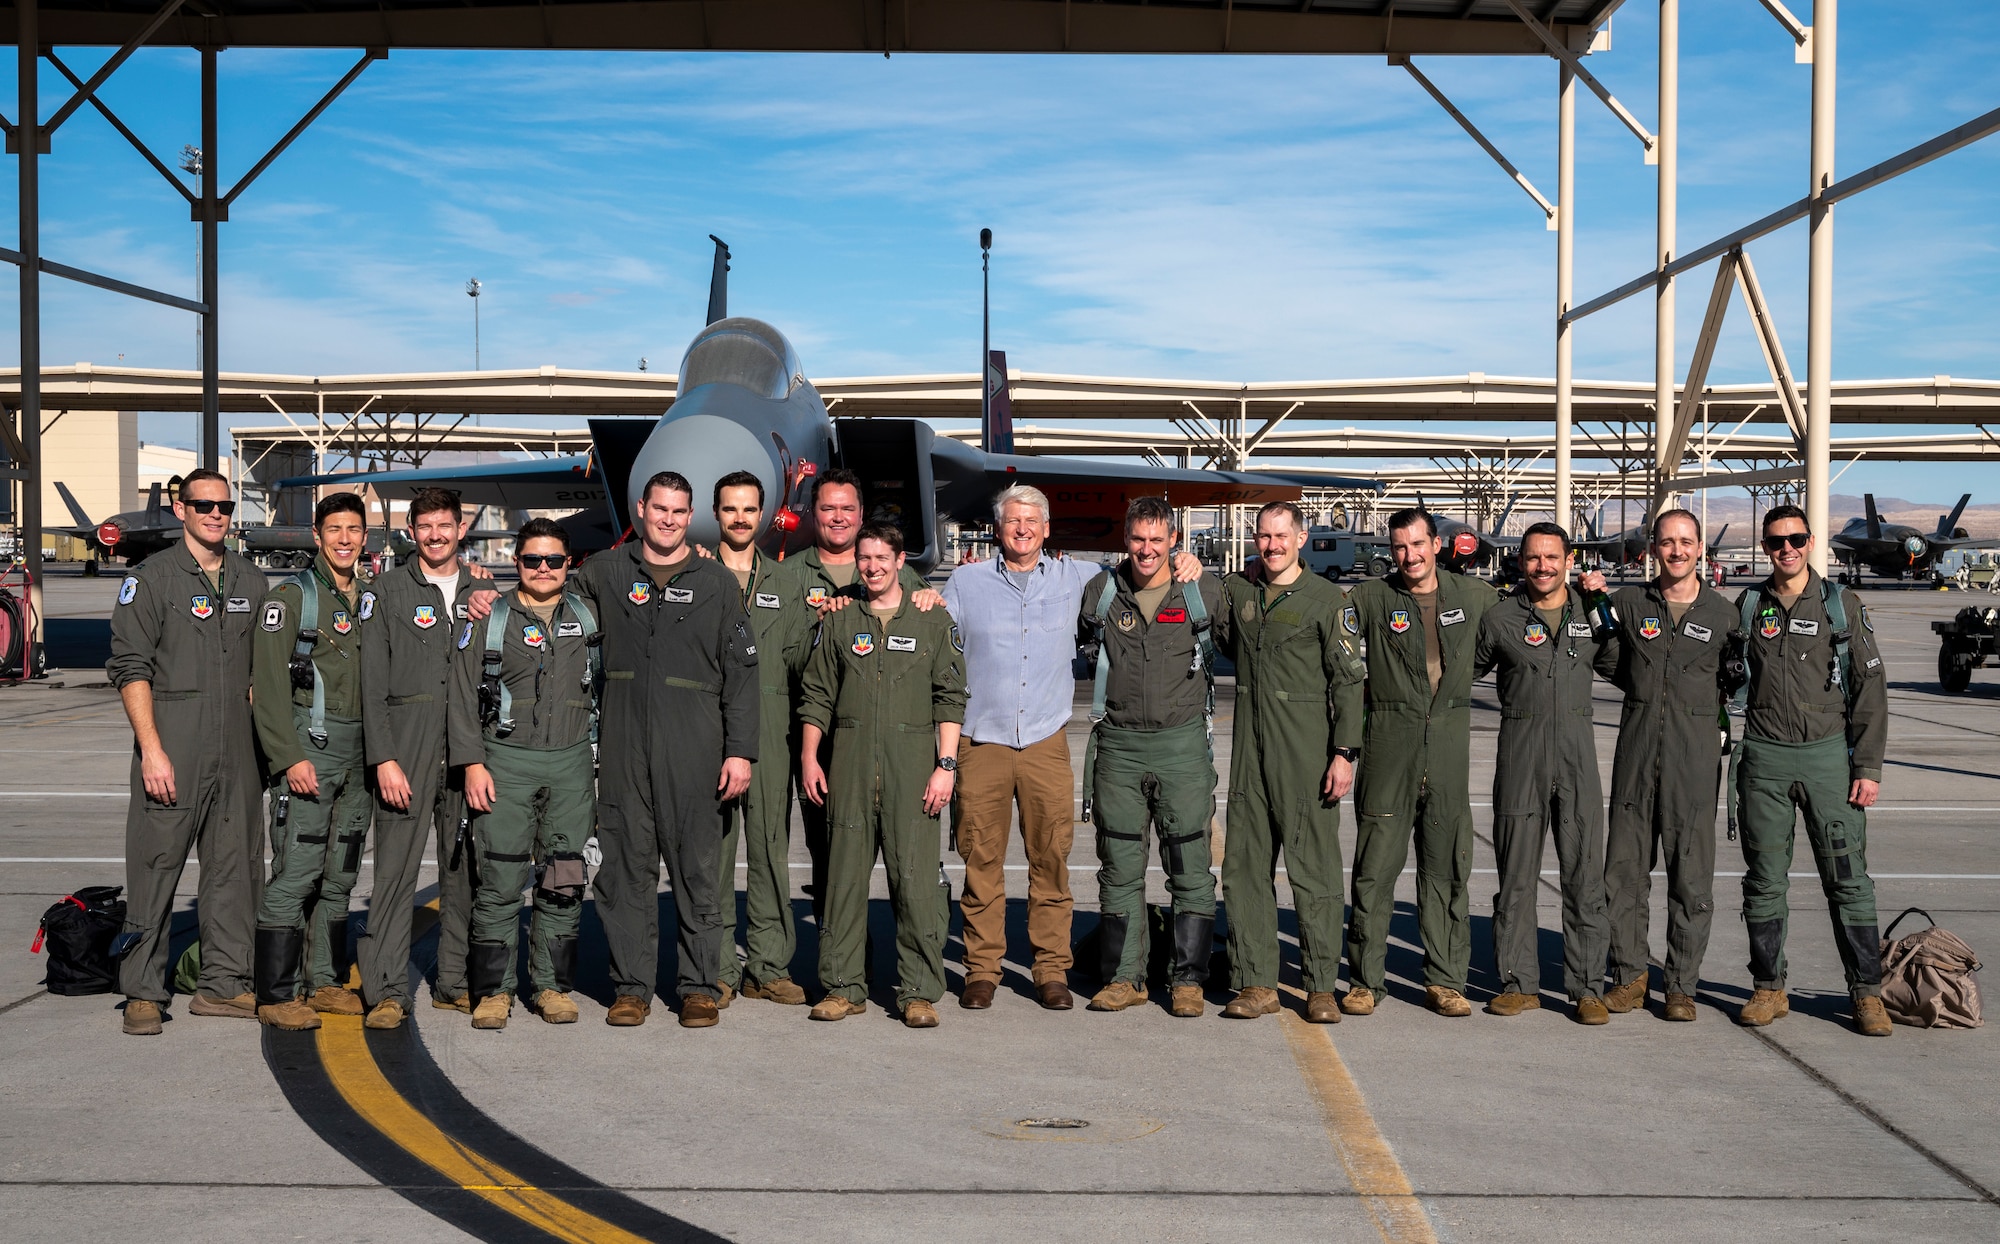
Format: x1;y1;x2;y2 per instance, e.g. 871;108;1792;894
3;0;1998;671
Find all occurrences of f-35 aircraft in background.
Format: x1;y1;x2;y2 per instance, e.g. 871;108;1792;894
47;480;184;567
1576;511;1733;569
285;238;1379;567
1831;494;1996;583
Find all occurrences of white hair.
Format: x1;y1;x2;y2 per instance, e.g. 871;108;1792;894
992;483;1051;526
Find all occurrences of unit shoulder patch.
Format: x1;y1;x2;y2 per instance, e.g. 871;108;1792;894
413;604;440;630
261;600;286;632
851;633;874;656
950;624;963;653
629;582;652;606
1342;606;1359;635
189;595;214;620
358;591;376;621
1523;621;1549;647
332;610;353;636
1638;617;1662;641
522;622;547;648
117;576;139;606
458;620;476;650
1389;609;1412;634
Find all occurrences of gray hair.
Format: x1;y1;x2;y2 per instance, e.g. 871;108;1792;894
992;483;1051;526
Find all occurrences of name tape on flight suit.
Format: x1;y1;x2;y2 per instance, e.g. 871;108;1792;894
664;587;695;603
1685;622;1712;642
1789;618;1820;635
886;635;917;652
226;597;251;613
755;593;782;609
1566;620;1593;637
556;621;584;637
1440;608;1467;626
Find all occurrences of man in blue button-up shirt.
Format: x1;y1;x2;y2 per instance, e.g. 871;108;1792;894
942;484;1197;1012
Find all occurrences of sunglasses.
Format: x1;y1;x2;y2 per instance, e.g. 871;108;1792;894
517;554;570;570
183;499;236;516
1762;532;1811;551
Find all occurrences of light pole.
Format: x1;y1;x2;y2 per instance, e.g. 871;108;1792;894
181;145;202;372
979;227;992;448
466;278;482;370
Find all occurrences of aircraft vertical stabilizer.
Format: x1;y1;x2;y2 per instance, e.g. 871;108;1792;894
1938;494;1972;538
706;235;730;325
984;349;1014;455
53;482;94;529
1864;494;1882;540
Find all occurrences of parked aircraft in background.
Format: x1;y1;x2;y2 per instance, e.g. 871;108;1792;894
1831;494;1996;583
47;480;183;567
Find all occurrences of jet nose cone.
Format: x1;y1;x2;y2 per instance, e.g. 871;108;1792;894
628;411;778;550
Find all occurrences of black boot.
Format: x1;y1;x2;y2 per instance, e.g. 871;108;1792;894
549;935;579;995
326;916;352;988
1097;913;1131;987
1172;912;1215;987
254;927;318;1029
1745;918;1786;986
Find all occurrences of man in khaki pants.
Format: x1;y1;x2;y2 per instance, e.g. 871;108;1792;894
942;485;1197;1011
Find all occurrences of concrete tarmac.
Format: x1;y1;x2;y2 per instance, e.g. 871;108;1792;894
2;569;1995;1242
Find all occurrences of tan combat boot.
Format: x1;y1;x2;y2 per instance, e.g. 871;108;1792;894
1662;993;1698;1022
432;991;471;1014
742;978;808;1005
1737;988;1790;1027
1169;985;1205;1018
1486;991;1541;1017
1087;982;1150;1012
1425;986;1472;1018
187;991;257;1019
902;999;940;1029
1603;974;1648;1014
1223;986;1281;1019
1852;996;1893;1037
679;994;721;1028
309;985;366;1016
533;990;579;1024
1574;996;1611;1025
715;982;735;1009
1339;987;1377;1016
810;994;867;1022
363;999;406;1030
122;999;164;1036
258;997;321;1031
471;992;512;1030
1305;992;1342;1024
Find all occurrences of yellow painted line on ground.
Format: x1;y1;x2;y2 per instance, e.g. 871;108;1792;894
316;1014;650;1244
1279;1009;1439;1244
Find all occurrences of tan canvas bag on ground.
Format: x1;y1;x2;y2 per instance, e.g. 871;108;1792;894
1879;908;1983;1029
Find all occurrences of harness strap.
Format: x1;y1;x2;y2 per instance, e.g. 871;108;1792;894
483;595;515;738
286;572;328;748
565;592;602;745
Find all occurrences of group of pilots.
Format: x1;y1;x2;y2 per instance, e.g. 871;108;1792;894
105;463;1897;1040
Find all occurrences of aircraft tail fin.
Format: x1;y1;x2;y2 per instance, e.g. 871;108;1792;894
1937;493;1971;538
53;481;93;529
1488;493;1519;539
1709;522;1729;554
1864;493;1882;540
984;349;1014;455
147;481;166;516
706;235;730;325
585;418;655;542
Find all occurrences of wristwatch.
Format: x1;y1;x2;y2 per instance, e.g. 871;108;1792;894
1331;747;1360;763
936;756;957;773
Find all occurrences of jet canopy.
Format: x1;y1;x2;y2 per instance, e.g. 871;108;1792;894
678;317;804;403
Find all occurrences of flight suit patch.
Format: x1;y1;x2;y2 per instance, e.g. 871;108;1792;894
851;633;874;656
1239;599;1256;622
950;625;963;653
1860;605;1874;632
413;605;440;629
1789;618;1819;636
1865;656;1881;670
457;621;475;650
117;577;139;606
1639;617;1662;640
1439;608;1466;626
556;621;584;638
754;593;781;609
806;586;830;608
1342;606;1358;635
1566;621;1593;638
629;582;651;605
1389;610;1411;634
1115;610;1137;632
261;601;286;632
1758;609;1780;640
358;591;376;621
456;603;469;620
226;597;251;613
1157;607;1188;624
1524;621;1549;647
664;587;695;603
190;595;214;620
1685;622;1712;642
886;635;917;652
522;622;547;648
332;610;353;635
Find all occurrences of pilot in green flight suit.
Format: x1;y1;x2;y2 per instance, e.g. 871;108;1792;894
249;494;372;1031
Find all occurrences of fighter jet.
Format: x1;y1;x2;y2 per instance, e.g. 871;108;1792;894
1577;509;1731;569
1423;495;1520;574
1831;494;1996;583
46;480;183;566
284;238;1378;567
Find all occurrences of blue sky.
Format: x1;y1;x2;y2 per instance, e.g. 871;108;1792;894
6;2;1997;501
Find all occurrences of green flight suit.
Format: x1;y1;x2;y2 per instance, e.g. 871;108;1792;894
797;596;966;1007
1079;566;1229;989
449;592;598;999
1472;589;1614;1001
107;543;266;1005
716;550;814;991
1598;581;1739;998
1733;572;1890;999
252;555;370;993
1343;568;1499;998
768;547;929;924
1217;571;1365;995
356;555;485;1009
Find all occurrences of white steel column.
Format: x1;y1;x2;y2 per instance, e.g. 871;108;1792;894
1653;0;1678;509
1805;0;1837;572
1555;62;1576;530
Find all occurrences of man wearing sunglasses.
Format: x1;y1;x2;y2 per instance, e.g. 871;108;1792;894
1731;505;1892;1037
355;487;496;1028
109;469;268;1035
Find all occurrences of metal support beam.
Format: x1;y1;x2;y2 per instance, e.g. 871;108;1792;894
200;47;219;471
1393;55;1556;226
1734;247;1807;445
1553;59;1574;528
223;48;383;208
0;245;206;313
45;51;194;203
1664;253;1738;483
1754;0;1813;61
16;0;43;674
1567;100;2000;325
1502;0;1657;162
41;0;186;138
1242;400;1303;456
1805;0;1835;573
1653;0;1677;511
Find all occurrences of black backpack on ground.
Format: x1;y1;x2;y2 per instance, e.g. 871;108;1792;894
33;886;128;996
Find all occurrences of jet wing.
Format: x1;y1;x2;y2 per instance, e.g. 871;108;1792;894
278;456;607;511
